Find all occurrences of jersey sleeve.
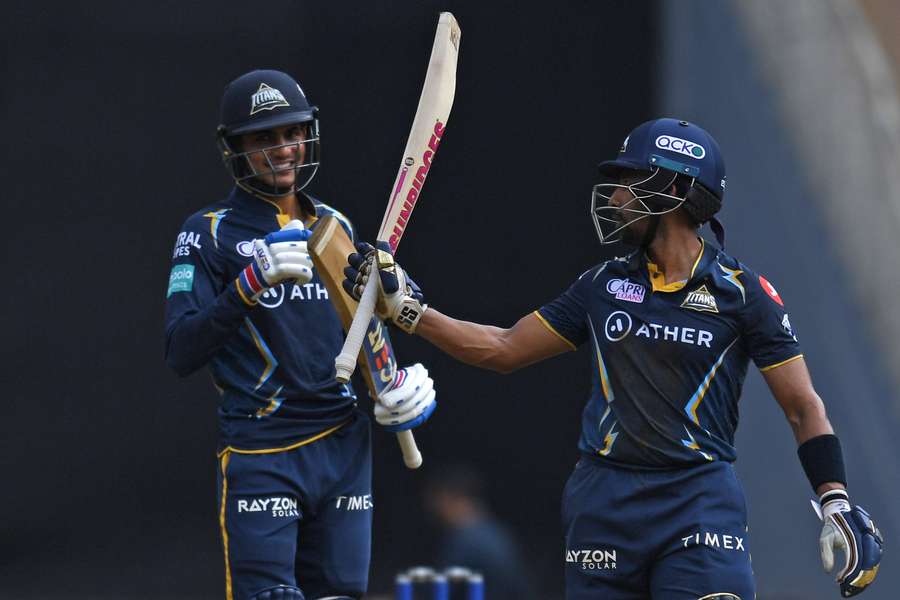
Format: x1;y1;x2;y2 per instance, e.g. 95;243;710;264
163;215;254;376
535;268;595;349
741;270;803;371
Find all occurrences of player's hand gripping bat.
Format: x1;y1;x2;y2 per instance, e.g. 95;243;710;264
334;12;461;383
309;215;422;468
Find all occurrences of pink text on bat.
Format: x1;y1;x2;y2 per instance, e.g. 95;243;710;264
389;121;445;252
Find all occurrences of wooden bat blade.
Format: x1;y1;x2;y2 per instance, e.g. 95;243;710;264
378;12;461;253
335;12;461;384
310;215;422;469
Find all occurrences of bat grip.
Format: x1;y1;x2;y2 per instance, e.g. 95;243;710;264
396;429;423;469
335;274;379;383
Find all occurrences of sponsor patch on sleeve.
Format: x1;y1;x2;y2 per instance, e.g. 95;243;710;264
758;275;783;306
167;264;195;297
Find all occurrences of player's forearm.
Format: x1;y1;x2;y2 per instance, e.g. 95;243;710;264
787;392;846;494
783;389;833;444
415;308;518;373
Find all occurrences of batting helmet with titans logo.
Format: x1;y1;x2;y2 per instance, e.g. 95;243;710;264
217;69;321;197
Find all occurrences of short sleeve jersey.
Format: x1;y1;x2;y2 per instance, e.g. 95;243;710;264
537;239;802;468
164;187;358;452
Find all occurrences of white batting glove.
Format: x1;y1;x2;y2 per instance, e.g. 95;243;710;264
814;489;883;597
374;363;436;432
238;220;313;301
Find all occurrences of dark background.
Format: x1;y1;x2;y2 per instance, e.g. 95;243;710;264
6;1;896;599
3;1;655;597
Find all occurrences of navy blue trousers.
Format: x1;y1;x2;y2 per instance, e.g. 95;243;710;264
562;458;754;600
217;410;373;600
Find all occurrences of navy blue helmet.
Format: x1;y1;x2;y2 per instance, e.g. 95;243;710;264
592;118;727;246
217;69;321;197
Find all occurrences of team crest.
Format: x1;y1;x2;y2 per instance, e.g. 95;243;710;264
681;284;719;313
250;83;289;115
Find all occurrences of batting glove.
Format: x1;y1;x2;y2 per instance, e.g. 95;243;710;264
343;241;427;333
815;489;883;597
238;220;313;302
375;363;436;432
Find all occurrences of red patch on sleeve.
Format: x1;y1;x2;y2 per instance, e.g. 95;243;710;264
758;275;784;306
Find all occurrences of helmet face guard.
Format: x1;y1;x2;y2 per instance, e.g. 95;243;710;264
591;168;688;245
592;118;727;247
218;120;321;197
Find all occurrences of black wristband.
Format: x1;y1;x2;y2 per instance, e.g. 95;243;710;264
797;434;847;491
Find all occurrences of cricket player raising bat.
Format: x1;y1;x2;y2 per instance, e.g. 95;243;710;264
164;69;436;600
345;119;884;599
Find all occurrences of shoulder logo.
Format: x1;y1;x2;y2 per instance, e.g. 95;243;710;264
167;264;195;297
758;275;784;306
782;313;798;341
681;284;718;313
250;83;289;115
655;135;706;159
606;278;645;303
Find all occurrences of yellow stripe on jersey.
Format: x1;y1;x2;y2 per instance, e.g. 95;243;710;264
685;337;738;424
218;451;234;600
648;238;706;292
254;386;285;419
203;209;231;249
718;262;746;302
759;354;804;372
216;420;350;457
532;311;578;350
587;315;614;402
599;423;619;456
244;318;277;391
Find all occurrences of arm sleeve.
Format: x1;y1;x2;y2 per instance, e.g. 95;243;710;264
535;268;594;349
163;220;254;376
742;271;803;371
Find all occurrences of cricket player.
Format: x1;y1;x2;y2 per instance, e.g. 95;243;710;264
164;69;437;600
345;118;883;599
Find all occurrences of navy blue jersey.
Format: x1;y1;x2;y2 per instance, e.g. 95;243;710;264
538;239;802;468
164;187;358;452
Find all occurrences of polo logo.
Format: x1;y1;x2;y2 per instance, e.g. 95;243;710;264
681;284;718;313
250;83;289;115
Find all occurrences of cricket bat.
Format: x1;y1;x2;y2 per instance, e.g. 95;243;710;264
334;12;461;383
310;215;422;469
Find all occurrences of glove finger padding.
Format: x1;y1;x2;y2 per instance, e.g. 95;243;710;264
375;363;437;432
374;390;436;432
817;492;883;597
819;522;838;574
343;245;375;300
379;363;429;408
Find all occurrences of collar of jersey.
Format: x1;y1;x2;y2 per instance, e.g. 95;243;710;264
230;186;319;228
644;238;707;293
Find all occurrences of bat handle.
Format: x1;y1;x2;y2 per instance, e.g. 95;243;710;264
396;429;423;469
335;274;379;383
